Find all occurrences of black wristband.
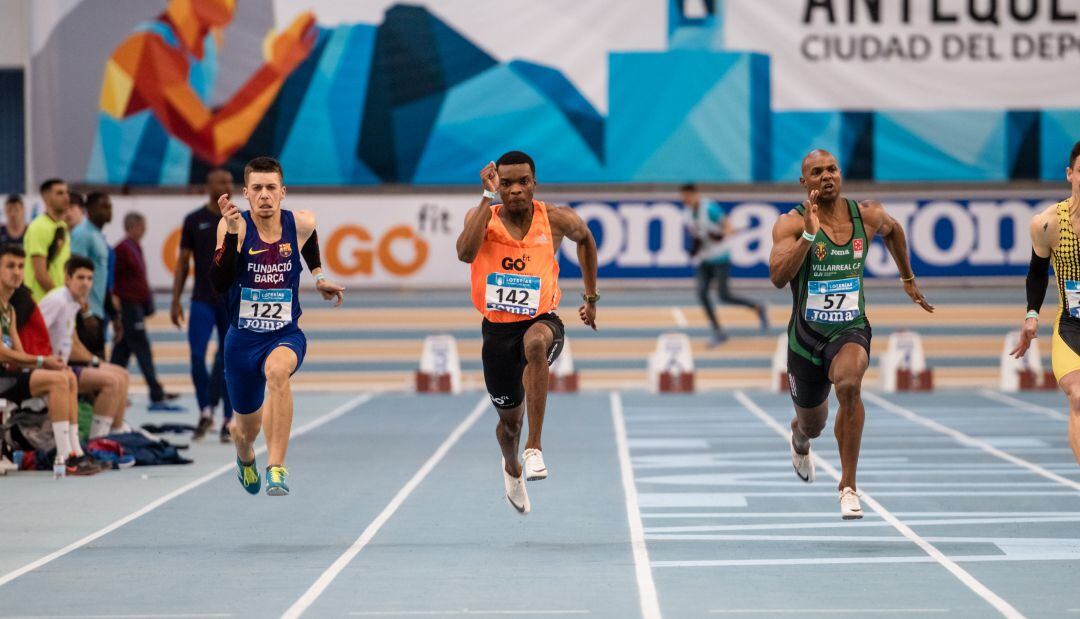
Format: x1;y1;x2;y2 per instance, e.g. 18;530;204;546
1026;249;1050;313
301;229;322;271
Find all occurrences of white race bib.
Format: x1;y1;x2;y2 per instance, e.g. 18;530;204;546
238;288;293;332
485;272;541;317
805;277;861;324
1066;280;1080;318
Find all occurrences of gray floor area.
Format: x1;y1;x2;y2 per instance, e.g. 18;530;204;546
1;388;1078;618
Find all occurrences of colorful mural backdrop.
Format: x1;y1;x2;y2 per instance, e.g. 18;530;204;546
29;0;1080;186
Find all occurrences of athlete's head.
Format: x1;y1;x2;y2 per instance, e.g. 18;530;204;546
206;168;233;208
124;212;146;242
39;178;69;220
243;156;286;220
65;191;85;230
0;244;25;292
800;150;843;202
64;255;94;302
679;182;701;209
495;151;535;213
86;192;112;229
1068;140;1080;198
5;194;23;226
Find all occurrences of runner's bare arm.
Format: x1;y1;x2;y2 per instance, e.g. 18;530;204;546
768;210;814;288
295;210;344;307
862;200;933;313
457;162;500;263
551;206;599;329
1012;208;1056;357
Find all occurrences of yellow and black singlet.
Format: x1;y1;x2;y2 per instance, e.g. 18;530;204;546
1050;199;1080;380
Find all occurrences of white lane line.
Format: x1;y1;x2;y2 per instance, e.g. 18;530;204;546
0;393;377;589
733;391;1025;619
282;396;489;619
642;511;1074;518
864;391;1080;492
671;307;688;328
349;611;590;616
709;610;948;614
978;389;1069;422
611;391;663;619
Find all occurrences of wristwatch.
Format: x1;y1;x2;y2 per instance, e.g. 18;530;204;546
582;292;600;304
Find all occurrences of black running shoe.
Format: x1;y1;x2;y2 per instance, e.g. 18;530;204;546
193;416;213;441
65;453;102;476
219;422;232;444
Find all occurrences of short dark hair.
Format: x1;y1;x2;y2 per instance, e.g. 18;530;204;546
679;183;698;193
39;178;65;194
244;156;284;184
68;191;85;208
1071;140;1080;170
5;194;21;206
86;192;109;209
65;254;94;277
495;151;535;174
0;243;24;260
123;211;144;230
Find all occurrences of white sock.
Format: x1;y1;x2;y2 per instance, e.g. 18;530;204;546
52;421;72;459
201;406;212;420
69;424;84;457
90;415;112;439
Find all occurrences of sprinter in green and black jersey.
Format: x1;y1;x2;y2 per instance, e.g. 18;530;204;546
768;149;934;519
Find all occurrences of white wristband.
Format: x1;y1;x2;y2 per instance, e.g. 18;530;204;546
482;189;498;200
35;355;43;369
314;272;326;283
801;230;816;243
1026;310;1039;320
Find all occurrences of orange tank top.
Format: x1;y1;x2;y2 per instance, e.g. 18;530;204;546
470;200;561;323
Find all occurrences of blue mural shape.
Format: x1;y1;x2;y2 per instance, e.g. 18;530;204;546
117;1;1080;185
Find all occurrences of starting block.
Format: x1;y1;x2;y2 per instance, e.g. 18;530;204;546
771;333;789;393
881;330;933;392
1000;331;1055;391
648;332;694;393
415;335;462;394
549;337;579;392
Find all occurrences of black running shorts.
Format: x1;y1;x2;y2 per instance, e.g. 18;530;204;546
787;326;872;409
481;313;565;409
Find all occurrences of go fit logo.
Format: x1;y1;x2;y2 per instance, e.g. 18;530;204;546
163;223;429;278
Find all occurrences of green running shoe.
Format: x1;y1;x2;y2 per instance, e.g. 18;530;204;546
236;456;261;495
266;465;289;496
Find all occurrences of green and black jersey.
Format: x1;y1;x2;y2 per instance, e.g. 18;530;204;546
788;198;869;365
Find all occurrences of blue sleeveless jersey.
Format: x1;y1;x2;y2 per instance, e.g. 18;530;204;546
228;210;303;334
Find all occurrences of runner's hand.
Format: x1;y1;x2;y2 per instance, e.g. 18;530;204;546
480;161;500;194
1010;317;1039;358
903;278;934;312
219;194;242;234
804;190;821;236
579;302;597;330
170;299;184;329
317;277;345;307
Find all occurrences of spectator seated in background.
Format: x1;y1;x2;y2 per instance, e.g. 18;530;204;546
0;244;102;475
1;194;27;245
39;255;131;439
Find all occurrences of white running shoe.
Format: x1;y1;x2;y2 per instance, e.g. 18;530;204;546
0;455;16;475
523;448;548;481
839;487;863;520
502;457;530;515
790;434;815;483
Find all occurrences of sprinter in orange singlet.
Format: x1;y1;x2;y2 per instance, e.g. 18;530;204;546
456;151;599;515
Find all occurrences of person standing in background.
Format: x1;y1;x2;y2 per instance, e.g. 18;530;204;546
110;212;180;411
1;195;27;245
682;183;768;346
71;192;115;358
24;179;71;302
171;168;234;442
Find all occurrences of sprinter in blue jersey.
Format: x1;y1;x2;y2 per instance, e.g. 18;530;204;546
210;156;344;496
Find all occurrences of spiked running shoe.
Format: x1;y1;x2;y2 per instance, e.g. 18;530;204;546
266;465;290;496
236;457;261;495
523;448;548;481
790;433;815;483
839;487;863;520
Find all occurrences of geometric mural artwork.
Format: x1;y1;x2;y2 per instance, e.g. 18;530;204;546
82;0;1080;185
